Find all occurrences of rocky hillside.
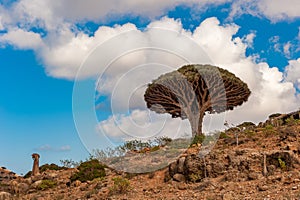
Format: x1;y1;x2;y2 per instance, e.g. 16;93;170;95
1;114;300;200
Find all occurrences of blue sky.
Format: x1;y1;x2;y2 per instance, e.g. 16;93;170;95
0;1;300;174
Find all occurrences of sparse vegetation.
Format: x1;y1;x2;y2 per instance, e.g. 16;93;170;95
269;113;282;118
93;136;172;160
109;177;131;194
219;132;229;139
285;117;299;126
37;180;57;190
24;163;66;178
70;159;106;182
190;134;205;146
4;110;300;199
60;159;80;168
278;157;287;171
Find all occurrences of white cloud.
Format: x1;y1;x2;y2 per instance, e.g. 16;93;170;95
269;35;281;52
230;0;300;22
0;16;294;133
35;144;71;152
0;16;3;30
284;58;300;90
0;28;43;49
35;144;53;152
59;145;71;151
98;109;191;143
243;32;256;48
283;42;292;58
257;0;300;22
93;17;300;139
0;0;229;32
297;27;300;52
0;1;299;137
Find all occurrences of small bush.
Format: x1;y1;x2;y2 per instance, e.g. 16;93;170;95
70;159;106;182
37;180;57;190
265;124;273;130
269;113;281;118
150;145;160;152
264;124;277;136
189;173;202;183
278;157;286;170
40;163;66;172
285;117;299;126
60;159;80;168
219;132;229;139
110;177;131;194
190;135;205;146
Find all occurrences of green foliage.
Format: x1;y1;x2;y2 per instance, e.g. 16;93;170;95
70;159;106;182
145;64;251;136
189;173;202;183
37;180;57;190
121;139;151;151
109;177;131;194
237;121;255;128
269;113;282;118
40;163;66;172
219;132;229;139
190;134;205;146
60;159;80;168
264;124;277;136
150;145;160;152
278;157;286;170
265;124;274;130
285;117;299;126
93;136;172;159
244;130;255;137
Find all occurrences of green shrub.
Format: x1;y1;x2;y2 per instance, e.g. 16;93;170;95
110;177;131;194
269;113;281;118
70;159;106;182
237;121;255;128
60;159;80;168
40;163;66;171
189;173;202;183
264;124;277;136
37;180;57;190
190;135;205;146
219;132;229;139
265;124;274;130
278;157;286;170
285;117;299;126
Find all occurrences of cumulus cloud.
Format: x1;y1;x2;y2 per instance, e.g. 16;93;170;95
0;0;229;32
284;58;300;90
230;0;300;22
0;0;299;139
0;28;43;49
257;0;300;22
0;16;296;138
98;110;191;143
93;17;300;140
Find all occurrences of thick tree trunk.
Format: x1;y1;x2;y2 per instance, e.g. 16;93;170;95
188;111;204;137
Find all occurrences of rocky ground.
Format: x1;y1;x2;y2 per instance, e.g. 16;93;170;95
1;117;300;199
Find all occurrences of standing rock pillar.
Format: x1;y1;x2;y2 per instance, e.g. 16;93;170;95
31;153;40;176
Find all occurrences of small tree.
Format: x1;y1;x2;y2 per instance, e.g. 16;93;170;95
144;64;250;138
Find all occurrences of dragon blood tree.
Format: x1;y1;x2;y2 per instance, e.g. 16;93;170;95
144;64;251;137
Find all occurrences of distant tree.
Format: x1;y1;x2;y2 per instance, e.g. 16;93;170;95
144;64;251;137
